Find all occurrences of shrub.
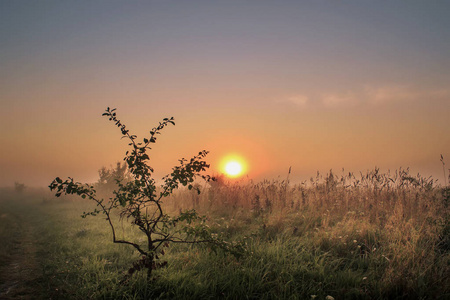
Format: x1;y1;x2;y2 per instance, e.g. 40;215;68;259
49;107;242;280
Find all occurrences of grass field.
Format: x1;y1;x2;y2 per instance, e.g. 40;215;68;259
0;168;449;299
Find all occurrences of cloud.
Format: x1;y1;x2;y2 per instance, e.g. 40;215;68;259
283;85;449;109
364;85;450;105
286;95;309;106
363;85;417;105
321;92;357;107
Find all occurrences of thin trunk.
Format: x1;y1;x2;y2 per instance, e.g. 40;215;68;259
147;233;154;281
147;262;152;280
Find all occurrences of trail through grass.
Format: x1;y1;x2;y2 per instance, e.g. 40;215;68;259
0;191;46;299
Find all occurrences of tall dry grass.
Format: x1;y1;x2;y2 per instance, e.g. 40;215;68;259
164;167;449;298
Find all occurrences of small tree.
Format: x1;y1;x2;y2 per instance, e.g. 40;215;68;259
96;162;132;197
49;107;241;280
14;182;26;193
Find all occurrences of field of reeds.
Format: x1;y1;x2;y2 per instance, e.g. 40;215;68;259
0;168;449;299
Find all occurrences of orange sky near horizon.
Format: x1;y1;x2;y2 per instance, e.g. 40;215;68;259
1;1;449;187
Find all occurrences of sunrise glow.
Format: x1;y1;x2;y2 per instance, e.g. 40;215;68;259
220;155;247;178
0;1;448;187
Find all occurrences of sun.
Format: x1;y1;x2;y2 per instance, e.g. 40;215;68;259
220;155;247;178
225;161;242;177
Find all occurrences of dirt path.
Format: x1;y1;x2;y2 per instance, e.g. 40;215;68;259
0;201;44;299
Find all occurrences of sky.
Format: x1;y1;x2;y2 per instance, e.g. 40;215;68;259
1;1;449;187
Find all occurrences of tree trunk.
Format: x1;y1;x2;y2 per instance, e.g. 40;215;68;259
147;264;152;281
147;236;154;282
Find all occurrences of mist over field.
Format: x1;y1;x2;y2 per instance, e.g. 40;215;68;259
1;1;449;299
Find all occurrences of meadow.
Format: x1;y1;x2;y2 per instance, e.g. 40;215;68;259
0;168;449;299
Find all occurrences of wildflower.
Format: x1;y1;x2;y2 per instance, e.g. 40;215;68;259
310;295;317;299
326;296;335;300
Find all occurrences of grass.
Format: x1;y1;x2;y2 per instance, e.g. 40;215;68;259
0;168;449;299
